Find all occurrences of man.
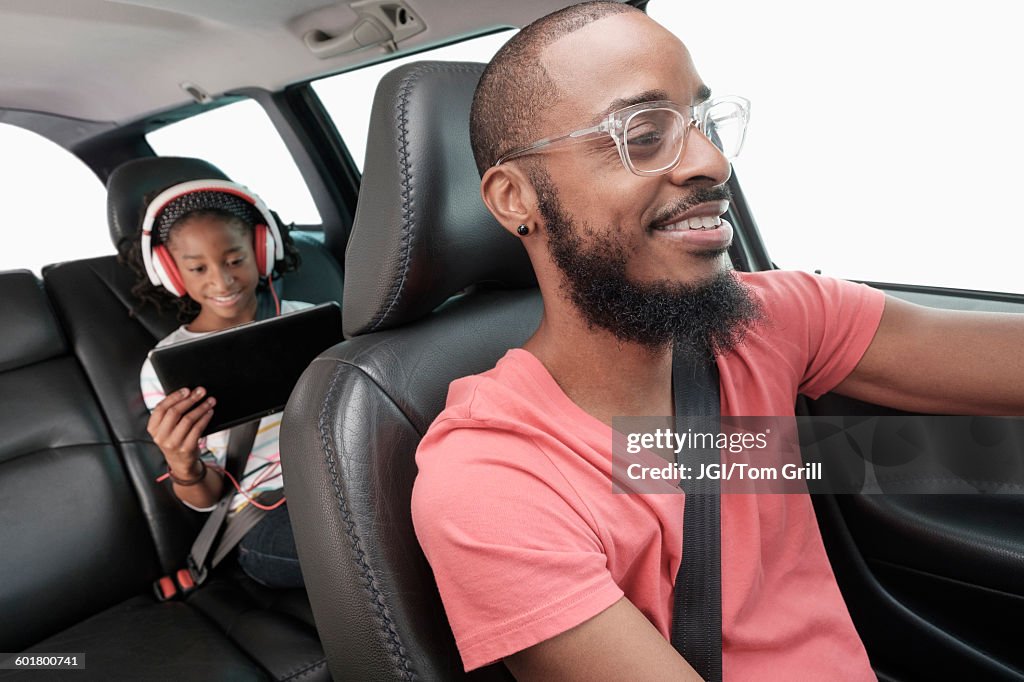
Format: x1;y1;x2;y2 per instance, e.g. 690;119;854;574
411;3;1024;680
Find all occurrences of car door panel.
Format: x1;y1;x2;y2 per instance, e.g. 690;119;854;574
802;284;1024;681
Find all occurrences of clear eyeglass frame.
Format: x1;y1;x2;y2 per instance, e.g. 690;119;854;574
493;95;751;177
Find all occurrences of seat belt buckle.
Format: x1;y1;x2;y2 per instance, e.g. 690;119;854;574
153;575;178;602
154;563;204;602
175;568;198;595
187;554;209;588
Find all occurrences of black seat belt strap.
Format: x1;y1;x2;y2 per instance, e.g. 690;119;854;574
670;347;723;682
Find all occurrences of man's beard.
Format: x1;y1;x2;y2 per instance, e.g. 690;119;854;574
534;171;764;359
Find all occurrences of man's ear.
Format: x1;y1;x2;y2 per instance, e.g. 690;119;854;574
480;164;537;236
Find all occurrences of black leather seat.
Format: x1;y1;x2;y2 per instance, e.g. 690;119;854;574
281;62;538;681
0;269;284;680
0;157;343;680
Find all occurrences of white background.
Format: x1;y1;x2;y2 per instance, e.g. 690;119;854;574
650;1;1024;293
3;0;1022;294
0;125;111;273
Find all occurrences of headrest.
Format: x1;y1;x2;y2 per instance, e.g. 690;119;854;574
0;270;66;372
342;61;536;338
106;157;229;247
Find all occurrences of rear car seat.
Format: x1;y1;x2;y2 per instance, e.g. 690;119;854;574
0;269;294;679
0;157;342;680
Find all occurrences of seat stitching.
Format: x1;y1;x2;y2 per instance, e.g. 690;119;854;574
368;62;485;333
318;363;416;680
367;67;418;332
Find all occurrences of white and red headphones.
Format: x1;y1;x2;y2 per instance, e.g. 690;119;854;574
140;179;284;298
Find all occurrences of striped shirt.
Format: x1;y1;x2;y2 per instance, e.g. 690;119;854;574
140;300;312;513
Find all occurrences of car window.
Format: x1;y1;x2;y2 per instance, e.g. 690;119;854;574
146;99;321;225
0;124;110;275
650;1;1023;295
313;30;515;172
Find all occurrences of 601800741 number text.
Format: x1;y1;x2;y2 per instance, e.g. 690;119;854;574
0;653;86;670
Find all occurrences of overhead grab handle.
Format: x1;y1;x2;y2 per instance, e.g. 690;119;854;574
304;17;391;57
303;0;425;59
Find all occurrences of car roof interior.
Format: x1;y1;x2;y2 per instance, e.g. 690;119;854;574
0;0;589;144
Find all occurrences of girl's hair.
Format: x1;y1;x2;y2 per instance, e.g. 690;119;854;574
118;199;302;323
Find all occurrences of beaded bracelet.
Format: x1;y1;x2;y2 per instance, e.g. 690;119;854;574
167;458;207;486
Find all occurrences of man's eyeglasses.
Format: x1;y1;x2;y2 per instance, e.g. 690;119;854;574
493;95;751;177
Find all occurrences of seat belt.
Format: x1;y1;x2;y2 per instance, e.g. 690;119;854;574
670;347;723;682
186;419;265;586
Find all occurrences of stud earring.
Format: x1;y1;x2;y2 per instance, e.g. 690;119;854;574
517;224;530;236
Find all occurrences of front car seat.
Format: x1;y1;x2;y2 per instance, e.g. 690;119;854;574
281;61;539;681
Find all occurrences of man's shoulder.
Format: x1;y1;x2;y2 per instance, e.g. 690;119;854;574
736;268;820;295
416;351;564;480
430;349;542;427
736;269;876;312
411;355;598;562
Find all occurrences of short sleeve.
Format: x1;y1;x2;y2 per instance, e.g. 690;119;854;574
769;272;886;399
140;355;167;412
412;422;624;671
280;300;314;314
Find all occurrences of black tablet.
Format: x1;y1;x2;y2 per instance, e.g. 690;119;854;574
147;302;343;435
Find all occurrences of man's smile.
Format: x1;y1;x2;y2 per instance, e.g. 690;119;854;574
650;199;730;230
656;214;722;230
650;218;734;248
646;198;732;247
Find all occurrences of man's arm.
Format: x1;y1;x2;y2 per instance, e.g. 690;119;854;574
835;295;1024;414
504;597;702;682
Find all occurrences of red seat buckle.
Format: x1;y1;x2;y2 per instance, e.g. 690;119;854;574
153;575;177;602
175;568;196;594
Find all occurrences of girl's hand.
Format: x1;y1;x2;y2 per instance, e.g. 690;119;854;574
147;387;216;471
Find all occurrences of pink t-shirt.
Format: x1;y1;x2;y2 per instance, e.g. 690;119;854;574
412;270;886;679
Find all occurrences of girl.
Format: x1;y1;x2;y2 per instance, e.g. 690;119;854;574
121;179;308;589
